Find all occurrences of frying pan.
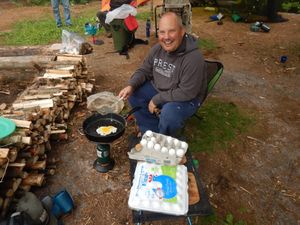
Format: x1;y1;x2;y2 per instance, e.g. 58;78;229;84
82;107;141;143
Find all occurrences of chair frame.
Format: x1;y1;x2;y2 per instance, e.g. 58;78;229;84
194;60;224;120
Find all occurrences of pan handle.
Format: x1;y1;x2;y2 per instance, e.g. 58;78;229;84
123;106;141;120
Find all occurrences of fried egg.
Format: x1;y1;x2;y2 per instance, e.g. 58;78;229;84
96;126;117;136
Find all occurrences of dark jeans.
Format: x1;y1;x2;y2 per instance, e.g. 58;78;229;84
128;81;201;137
96;11;111;33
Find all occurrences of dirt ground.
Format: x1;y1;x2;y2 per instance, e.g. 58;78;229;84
0;1;299;225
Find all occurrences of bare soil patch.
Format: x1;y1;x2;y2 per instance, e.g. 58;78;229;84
0;1;299;225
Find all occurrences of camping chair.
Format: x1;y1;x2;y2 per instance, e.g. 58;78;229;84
194;60;224;121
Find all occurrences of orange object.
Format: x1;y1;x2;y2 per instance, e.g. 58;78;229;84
102;0;150;11
101;0;111;11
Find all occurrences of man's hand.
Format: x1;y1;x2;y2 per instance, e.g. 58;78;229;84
148;100;157;114
118;86;133;100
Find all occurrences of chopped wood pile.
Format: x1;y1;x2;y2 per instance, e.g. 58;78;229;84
0;54;94;218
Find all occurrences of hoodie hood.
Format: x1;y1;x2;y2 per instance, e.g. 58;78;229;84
168;33;199;56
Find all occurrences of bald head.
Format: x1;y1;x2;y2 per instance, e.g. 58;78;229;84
158;12;185;53
159;12;184;29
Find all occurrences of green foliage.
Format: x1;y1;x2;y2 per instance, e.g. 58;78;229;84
70;0;90;4
0;9;100;45
197;38;217;51
136;12;151;21
11;0;89;6
185;100;253;153
224;213;246;225
281;2;300;13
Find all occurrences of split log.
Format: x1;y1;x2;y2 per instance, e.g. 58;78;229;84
10;119;32;129
0;148;9;159
13;99;54;110
1;197;12;218
28;160;46;170
22;173;45;187
0;55;53;69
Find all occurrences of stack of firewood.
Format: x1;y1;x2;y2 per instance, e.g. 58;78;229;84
0;54;94;217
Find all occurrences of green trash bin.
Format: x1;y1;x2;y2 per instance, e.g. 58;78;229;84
110;19;134;52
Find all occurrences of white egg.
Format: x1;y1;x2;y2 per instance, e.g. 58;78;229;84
176;149;185;157
150;136;156;143
147;141;154;150
169;148;176;156
181;141;188;149
161;147;168;153
173;139;179;147
145;130;153;137
154;143;161;151
140;139;147;147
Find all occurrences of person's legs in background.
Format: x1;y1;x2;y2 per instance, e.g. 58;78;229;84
159;99;200;138
128;81;160;134
51;0;62;27
96;11;112;37
61;0;72;26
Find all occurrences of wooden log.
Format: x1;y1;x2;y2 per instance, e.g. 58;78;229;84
1;197;12;218
0;178;22;196
0;135;31;145
0;158;8;167
0;55;53;69
22;173;45;187
50;129;66;134
46;69;73;75
0;148;9;159
10;119;32;129
8;147;18;162
13;99;53;110
43;73;73;79
21;94;52;100
28;160;46;170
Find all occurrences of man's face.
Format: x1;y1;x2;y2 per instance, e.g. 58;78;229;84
158;14;185;53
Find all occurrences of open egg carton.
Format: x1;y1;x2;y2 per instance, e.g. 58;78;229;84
128;161;189;215
128;130;188;166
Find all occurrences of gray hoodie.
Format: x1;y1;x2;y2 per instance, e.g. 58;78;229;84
129;34;207;106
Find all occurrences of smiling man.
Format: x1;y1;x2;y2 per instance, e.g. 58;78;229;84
119;12;207;137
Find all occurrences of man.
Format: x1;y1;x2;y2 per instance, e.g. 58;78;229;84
51;0;72;27
118;12;207;138
96;0;133;37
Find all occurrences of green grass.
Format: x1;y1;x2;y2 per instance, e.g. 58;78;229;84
0;9;100;46
136;11;151;21
185;100;253;153
197;38;217;51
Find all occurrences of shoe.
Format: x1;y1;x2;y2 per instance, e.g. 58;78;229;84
57;24;62;28
66;23;72;27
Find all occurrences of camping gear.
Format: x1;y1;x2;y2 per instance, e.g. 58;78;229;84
280;55;287;63
128;130;188;165
128;161;189;215
110;19;134;53
124;14;139;32
0;117;16;140
14;192;58;225
193;60;224;121
87;91;124;115
53;189;74;215
82;107;141;172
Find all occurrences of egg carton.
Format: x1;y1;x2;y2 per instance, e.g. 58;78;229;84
128;161;188;216
128;130;188;166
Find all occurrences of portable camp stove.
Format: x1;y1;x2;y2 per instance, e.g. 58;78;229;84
93;143;115;173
